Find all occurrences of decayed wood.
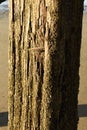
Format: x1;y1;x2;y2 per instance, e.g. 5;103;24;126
8;0;83;130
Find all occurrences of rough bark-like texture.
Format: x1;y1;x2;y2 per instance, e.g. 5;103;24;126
8;0;83;130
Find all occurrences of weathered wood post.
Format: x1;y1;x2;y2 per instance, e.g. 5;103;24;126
8;0;84;130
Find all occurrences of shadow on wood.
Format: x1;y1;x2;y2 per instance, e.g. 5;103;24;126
0;112;8;127
78;104;87;117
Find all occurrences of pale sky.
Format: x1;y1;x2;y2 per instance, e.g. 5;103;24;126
84;0;87;5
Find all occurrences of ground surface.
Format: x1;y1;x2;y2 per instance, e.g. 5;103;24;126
0;12;87;130
0;12;8;130
78;12;87;130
